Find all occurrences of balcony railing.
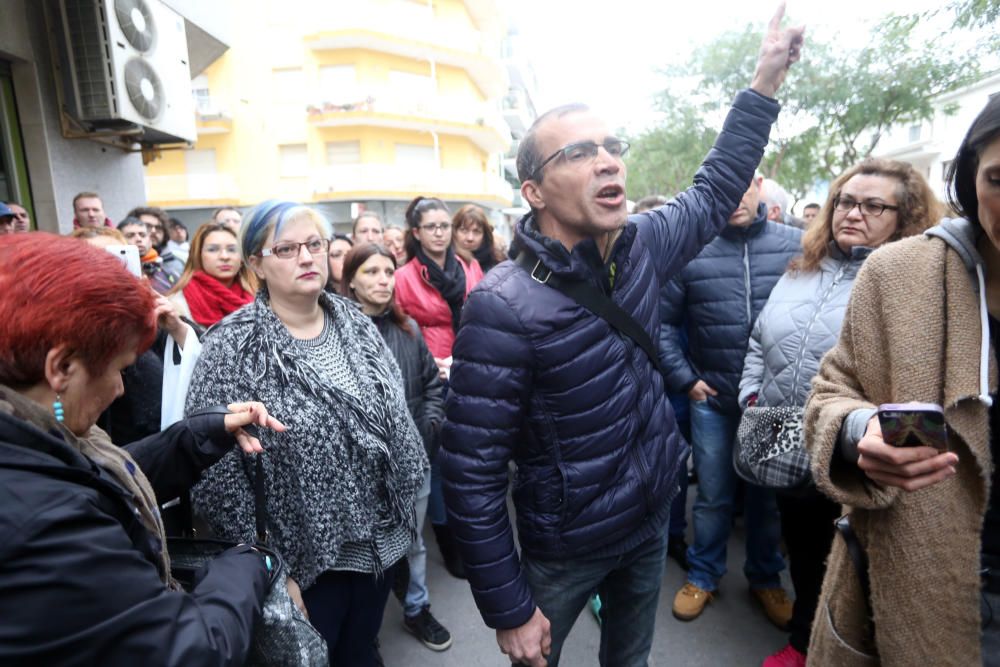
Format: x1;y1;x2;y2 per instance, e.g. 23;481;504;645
307;93;511;152
312;164;513;202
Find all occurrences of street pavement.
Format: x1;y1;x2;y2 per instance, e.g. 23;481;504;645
379;492;792;666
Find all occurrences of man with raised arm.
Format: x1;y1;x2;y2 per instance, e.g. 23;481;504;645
441;7;804;666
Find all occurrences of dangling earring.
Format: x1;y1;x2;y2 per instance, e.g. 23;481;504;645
53;394;65;423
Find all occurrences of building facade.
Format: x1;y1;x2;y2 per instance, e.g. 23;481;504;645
144;0;514;232
0;0;230;232
873;71;1000;202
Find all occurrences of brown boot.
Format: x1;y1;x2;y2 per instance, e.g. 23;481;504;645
672;582;715;621
751;587;793;630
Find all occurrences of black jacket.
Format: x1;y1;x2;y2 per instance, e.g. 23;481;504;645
659;203;802;414
0;411;269;666
374;312;444;457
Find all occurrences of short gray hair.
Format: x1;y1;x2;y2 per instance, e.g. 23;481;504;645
761;178;788;215
516;103;590;184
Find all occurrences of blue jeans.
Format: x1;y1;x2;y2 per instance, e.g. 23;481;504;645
686;400;785;591
403;469;432;616
520;530;669;666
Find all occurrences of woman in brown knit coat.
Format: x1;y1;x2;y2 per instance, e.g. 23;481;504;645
804;95;1000;666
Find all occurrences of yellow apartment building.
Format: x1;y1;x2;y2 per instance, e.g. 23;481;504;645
144;0;514;231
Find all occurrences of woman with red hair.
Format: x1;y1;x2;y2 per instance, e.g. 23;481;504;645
0;233;284;666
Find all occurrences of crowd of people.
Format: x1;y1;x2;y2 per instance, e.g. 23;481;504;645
1;5;999;667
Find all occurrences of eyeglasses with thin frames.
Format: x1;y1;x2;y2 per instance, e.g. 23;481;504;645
259;237;330;260
833;195;899;217
532;138;630;180
418;223;452;235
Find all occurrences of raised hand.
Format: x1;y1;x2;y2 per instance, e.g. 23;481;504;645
750;2;806;98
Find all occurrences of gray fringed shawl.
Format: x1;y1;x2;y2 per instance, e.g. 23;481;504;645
187;289;427;588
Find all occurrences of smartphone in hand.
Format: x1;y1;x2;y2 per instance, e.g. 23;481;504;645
104;244;142;278
877;403;948;450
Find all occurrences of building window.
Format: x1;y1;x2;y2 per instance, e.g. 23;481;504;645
279;144;309;177
318;65;358;105
184;149;218;200
908;124;922;143
395;143;436;168
326;141;361;164
191;74;211;113
185;148;217;174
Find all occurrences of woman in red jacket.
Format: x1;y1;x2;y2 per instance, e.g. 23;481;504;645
395;196;483;379
394;195;482;579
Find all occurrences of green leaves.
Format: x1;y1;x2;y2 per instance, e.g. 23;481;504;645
626;9;987;205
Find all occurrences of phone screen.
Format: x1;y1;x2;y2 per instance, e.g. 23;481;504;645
877;403;948;450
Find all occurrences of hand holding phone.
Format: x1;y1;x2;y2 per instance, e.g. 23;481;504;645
877;403;948;450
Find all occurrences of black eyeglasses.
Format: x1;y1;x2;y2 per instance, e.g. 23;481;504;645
833;195;899;217
259;237;330;260
532;138;630;179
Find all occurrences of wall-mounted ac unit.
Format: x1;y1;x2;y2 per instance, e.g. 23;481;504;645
52;0;196;144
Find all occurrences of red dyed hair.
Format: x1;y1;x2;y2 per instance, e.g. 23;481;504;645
0;234;158;386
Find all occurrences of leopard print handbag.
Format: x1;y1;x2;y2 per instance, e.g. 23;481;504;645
734;405;812;491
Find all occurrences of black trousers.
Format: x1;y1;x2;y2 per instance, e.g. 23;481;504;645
301;564;397;667
776;490;841;653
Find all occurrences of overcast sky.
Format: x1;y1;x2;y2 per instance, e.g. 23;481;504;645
503;0;952;133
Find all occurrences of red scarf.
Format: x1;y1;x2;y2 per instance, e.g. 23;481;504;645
183;271;254;326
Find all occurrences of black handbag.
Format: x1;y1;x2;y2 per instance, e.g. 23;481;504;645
734;405;812;492
168;455;328;667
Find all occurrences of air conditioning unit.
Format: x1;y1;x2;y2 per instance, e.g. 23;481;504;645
52;0;196;144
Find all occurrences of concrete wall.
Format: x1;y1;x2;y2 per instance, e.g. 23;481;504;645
0;1;146;233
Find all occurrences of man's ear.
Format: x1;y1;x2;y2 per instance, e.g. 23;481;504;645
521;180;545;211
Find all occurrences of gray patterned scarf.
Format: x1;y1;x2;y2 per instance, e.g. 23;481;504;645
188;289;427;586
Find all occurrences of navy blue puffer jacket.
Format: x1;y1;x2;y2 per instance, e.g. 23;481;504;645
659;205;802;415
441;90;780;630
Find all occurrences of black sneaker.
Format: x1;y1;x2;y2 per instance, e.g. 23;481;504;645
403;606;453;651
667;536;690;571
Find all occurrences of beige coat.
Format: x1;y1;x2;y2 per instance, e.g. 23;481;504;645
805;230;995;666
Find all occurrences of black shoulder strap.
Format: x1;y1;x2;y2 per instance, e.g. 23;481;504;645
515;247;668;378
835;515;875;629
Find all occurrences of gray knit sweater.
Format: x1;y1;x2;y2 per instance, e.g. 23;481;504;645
186;289;427;588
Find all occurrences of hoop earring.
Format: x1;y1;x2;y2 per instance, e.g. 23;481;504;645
53;394;65;423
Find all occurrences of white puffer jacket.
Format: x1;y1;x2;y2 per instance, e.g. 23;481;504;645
739;243;872;409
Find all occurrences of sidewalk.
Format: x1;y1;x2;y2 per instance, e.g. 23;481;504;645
379;503;790;666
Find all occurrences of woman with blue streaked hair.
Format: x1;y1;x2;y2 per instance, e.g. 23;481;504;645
185;200;428;667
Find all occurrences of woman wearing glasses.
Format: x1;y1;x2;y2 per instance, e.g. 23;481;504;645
185;200;427;667
738;158;939;667
168;222;258;330
394;195;483;579
804;95;1000;666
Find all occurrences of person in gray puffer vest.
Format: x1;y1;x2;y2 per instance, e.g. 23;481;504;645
660;175;801;626
738;158;940;667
